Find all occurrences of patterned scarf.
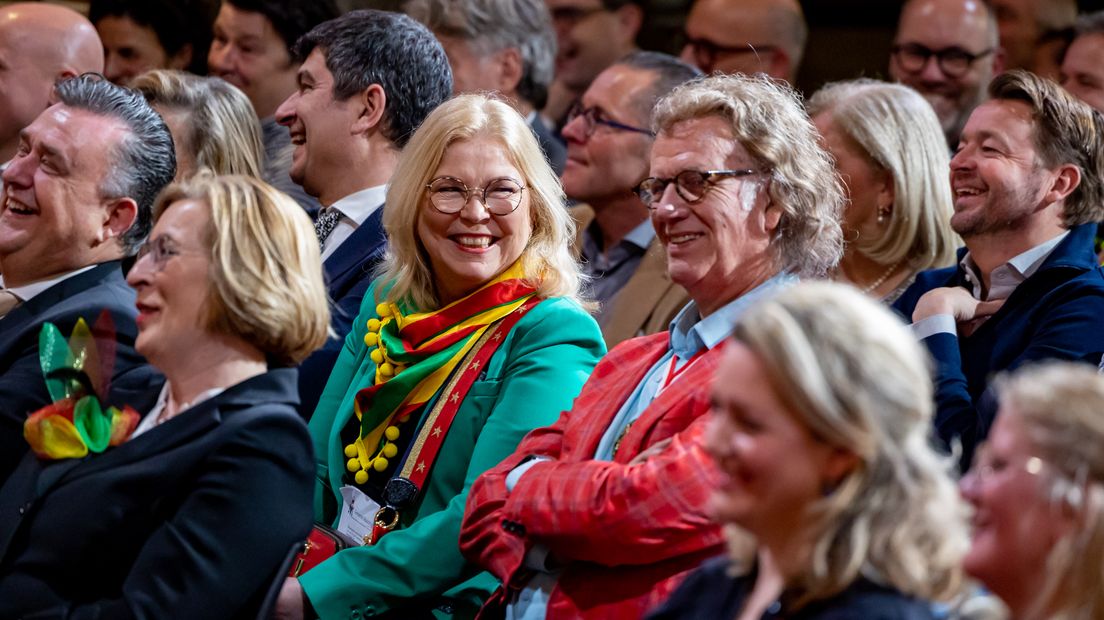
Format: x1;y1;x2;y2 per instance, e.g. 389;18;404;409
344;261;536;483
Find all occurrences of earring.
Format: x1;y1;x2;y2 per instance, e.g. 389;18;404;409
877;205;891;225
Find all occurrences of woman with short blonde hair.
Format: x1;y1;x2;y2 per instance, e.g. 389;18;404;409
808;79;959;301
963;361;1104;620
651;282;969;617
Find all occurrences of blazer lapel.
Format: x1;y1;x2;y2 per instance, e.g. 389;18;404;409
602;241;675;345
614;343;725;460
324;205;386;296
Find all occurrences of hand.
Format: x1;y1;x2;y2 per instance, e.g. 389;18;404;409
912;287;1004;325
273;577;305;620
628;437;672;465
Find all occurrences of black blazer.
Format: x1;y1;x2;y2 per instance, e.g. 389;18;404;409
298;206;387;418
530;116;566;177
0;262;159;480
0;368;314;619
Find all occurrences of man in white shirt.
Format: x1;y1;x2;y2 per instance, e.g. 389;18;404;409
274;10;452;416
895;70;1104;467
0;75;176;479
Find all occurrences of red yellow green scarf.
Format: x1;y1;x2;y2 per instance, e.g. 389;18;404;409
344;262;536;483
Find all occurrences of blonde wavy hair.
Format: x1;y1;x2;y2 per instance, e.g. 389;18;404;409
729;282;969;605
652;73;844;278
133;70;264;179
153;173;330;366
377;93;583;310
991;362;1104;620
807;79;959;271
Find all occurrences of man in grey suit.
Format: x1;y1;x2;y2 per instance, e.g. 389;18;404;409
0;75;174;479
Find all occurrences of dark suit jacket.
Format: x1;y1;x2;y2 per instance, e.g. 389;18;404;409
0;262;158;481
647;556;938;620
530;116;566;177
298;206;387;418
0;368;314;619
893;223;1104;462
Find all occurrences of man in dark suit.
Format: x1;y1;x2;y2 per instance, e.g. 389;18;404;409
0;75;176;479
275;11;452;417
895;70;1104;465
406;0;567;174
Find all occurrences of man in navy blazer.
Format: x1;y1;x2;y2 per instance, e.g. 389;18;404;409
275;11;453;417
0;76;175;479
894;70;1104;465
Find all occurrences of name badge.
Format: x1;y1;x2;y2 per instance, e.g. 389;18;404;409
337;485;381;546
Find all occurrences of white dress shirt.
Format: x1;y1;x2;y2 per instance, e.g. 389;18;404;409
320;185;387;262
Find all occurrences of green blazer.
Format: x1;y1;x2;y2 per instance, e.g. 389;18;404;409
302;284;605;619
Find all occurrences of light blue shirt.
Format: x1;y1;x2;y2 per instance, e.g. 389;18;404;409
504;272;797;620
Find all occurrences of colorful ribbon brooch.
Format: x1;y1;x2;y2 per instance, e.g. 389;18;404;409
23;310;140;459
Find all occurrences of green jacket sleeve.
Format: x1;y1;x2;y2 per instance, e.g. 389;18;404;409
299;298;605;619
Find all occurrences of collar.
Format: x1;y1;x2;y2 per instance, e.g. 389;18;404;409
960;230;1069;299
329;185;387;226
668;272;798;359
5;264;98;302
622;218;656;250
132;381;227;438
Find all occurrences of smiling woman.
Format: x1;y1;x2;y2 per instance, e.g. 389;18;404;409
284;93;606;619
0;174;331;618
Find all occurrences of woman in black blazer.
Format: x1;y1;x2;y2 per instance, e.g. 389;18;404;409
0;174;330;618
648;283;970;619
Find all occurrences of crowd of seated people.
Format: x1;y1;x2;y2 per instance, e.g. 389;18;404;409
1;0;1104;618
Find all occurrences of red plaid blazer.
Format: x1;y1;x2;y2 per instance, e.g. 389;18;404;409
460;332;726;619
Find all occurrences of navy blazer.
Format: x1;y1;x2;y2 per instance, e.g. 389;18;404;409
0;262;159;481
0;368;314;619
647;556;938;619
894;223;1104;461
298;206;387;418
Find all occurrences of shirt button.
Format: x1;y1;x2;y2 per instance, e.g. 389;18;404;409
767;601;782;615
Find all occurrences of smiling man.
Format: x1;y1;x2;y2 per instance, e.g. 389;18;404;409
0;75;175;479
273;10;451;418
208;0;336;216
890;0;1003;148
461;73;843;619
894;70;1104;467
562;52;698;346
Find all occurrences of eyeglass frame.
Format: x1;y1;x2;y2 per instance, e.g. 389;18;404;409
565;101;655;138
682;37;779;73
135;235;206;270
633;169;762;208
424;175;528;215
890;43;995;78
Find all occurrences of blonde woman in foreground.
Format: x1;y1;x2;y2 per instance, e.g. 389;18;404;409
649;282;969;619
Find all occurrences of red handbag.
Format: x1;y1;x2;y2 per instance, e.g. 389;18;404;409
288;524;350;577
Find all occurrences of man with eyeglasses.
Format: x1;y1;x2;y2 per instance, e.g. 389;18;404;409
562;52;698;347
0;75;173;480
272;11;451;419
461;73;843;619
679;0;806;83
542;0;642;132
890;0;1004;148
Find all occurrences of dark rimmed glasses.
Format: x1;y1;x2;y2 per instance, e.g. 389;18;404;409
425;176;526;215
682;37;779;73
633;169;761;208
565;101;654;138
891;43;994;78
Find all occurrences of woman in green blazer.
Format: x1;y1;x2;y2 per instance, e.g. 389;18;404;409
276;94;606;619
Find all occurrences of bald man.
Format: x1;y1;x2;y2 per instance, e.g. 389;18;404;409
679;0;806;83
0;3;104;166
890;0;1002;147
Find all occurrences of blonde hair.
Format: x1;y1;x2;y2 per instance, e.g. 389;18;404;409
730;282;969;605
993;362;1104;620
133;70;264;178
807;79;959;271
377;93;583;310
652;73;844;278
153;173;330;366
